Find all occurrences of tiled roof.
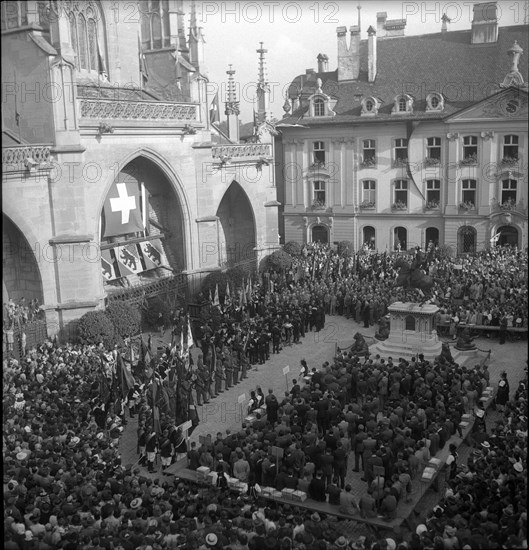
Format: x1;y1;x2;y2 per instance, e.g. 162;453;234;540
281;25;528;125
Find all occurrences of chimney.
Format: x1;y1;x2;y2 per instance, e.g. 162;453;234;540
350;26;361;79
471;2;498;44
441;13;451;33
317;53;329;72
376;12;387;38
367;26;377;83
225;65;240;143
384;18;407;38
336;25;360;81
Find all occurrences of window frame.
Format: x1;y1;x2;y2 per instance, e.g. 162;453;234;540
394;179;408;206
1;1;28;30
462;135;478;162
362;139;376;165
140;0;171;50
503;135;519;161
313;180;326;206
362;180;376;205
313;97;325;117
501;178;517;204
65;2;107;75
394;138;408;163
426;137;441;160
426;179;441;207
312;141;326;166
461;179;477;207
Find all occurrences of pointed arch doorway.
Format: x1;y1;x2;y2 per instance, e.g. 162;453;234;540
99;157;186;285
216;182;256;266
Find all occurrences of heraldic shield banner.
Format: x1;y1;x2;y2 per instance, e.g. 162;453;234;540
100;239;169;281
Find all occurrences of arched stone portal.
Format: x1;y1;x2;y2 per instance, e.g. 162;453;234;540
216;182;256;265
497;225;519;247
3;215;44;312
100;158;186;286
311;225;329;243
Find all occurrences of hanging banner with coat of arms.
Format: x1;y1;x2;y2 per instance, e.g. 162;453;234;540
139;239;165;271
115;243;144;276
101;248;120;281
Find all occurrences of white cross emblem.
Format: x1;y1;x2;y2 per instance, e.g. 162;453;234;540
110;183;136;224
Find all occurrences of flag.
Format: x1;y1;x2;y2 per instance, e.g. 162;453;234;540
101;248;119;281
102;180;144;238
213;284;220;307
209;92;220;125
479;350;492;368
118;353;135;399
490;232;501;246
140;335;153;379
115;243;144;276
180;330;184;358
97;39;108;79
138;33;148;81
139;239;166;271
239;287;247;307
187;316;194;349
246;277;252;301
153;406;161;434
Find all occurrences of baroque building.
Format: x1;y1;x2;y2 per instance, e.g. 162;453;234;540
2;0;279;337
276;2;528;254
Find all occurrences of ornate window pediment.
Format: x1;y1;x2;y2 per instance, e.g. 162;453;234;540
307;78;336;117
361;96;381;116
426;93;444;112
392;94;414;114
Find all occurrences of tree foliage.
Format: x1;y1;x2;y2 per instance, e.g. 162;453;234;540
259;249;293;272
77;310;118;348
283;241;302;257
105;302;142;338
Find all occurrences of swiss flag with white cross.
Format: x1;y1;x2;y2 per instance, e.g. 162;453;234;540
102;181;144;238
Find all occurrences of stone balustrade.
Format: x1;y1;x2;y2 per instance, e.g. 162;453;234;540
211;143;272;159
79;98;199;121
2;145;52;171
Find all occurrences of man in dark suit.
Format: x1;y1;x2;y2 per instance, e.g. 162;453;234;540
308;470;326;502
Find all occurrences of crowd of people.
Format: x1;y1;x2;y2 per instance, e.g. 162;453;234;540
3;243;527;549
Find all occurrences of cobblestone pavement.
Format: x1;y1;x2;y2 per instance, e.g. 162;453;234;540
118;317;528;540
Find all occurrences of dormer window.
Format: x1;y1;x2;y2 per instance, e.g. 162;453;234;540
392;94;413;115
426;93;444;112
308;86;336;118
361;97;380;116
314;97;325;117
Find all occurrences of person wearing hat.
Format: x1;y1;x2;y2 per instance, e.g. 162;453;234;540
495;372;510;412
445;444;458;481
333;535;349;549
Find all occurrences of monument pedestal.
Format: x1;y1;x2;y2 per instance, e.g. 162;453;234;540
370;302;442;361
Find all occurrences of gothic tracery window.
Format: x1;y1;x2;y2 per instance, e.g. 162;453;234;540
65;1;107;75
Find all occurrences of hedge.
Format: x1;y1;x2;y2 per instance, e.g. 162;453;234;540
283;241;302;257
259;249;293;272
106;302;142;338
77;311;118;348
